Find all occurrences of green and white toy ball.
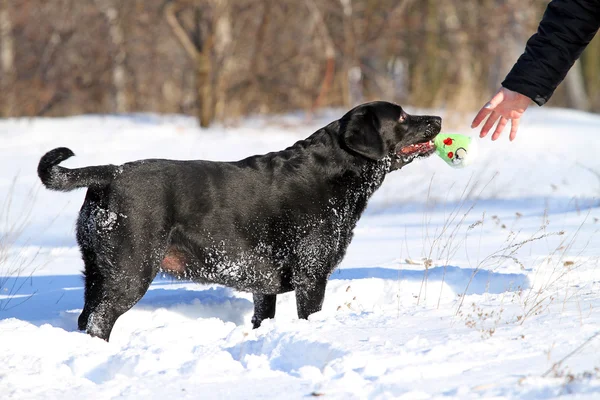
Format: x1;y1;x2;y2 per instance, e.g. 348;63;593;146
433;133;478;168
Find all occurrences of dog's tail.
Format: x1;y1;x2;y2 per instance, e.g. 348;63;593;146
38;147;120;192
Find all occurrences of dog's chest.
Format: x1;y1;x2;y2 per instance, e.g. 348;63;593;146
171;204;357;293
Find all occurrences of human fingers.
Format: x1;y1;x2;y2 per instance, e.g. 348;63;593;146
491;117;509;141
479;111;501;138
509;118;520;141
471;103;494;128
471;90;504;128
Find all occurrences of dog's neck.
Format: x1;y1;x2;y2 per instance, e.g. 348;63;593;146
315;124;391;222
257;123;391;217
332;156;390;220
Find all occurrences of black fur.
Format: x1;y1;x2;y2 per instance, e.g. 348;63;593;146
37;101;441;341
38;147;119;191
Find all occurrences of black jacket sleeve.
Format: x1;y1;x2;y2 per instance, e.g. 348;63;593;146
502;0;600;106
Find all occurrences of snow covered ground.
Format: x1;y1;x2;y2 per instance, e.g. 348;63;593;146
1;107;600;399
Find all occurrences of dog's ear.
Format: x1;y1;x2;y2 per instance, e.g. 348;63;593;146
342;111;386;160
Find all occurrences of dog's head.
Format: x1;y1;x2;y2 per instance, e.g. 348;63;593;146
340;101;442;170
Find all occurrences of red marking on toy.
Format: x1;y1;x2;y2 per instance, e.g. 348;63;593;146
447;151;454;159
443;138;453;146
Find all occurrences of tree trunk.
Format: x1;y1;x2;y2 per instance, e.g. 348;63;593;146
196;52;212;128
340;0;361;107
582;34;600;112
165;1;214;128
307;0;335;111
213;0;231;121
95;1;129;113
564;60;590;111
0;0;15;117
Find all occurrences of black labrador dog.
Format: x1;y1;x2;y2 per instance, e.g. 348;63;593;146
38;101;441;341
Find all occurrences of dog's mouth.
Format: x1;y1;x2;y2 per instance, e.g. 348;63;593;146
395;140;436;163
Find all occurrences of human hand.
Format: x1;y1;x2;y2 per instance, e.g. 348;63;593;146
471;87;531;141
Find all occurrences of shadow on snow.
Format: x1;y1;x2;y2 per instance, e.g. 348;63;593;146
331;265;528;296
0;265;528;331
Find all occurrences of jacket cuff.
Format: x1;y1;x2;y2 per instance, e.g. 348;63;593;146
501;79;547;106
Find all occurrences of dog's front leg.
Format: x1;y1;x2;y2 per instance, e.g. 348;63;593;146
294;276;328;320
251;293;276;329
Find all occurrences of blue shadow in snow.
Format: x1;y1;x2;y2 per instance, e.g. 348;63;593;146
0;265;527;330
0;274;252;330
331;265;529;295
365;196;600;219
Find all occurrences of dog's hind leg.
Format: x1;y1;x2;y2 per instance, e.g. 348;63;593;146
84;259;157;341
84;244;161;341
251;293;276;329
76;196;103;331
77;246;103;331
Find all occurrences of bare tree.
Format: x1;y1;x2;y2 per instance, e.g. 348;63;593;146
0;0;15;117
564;60;590;111
339;0;361;107
582;34;600;111
1;0;597;121
94;0;130;113
165;0;214;127
307;0;335;111
212;0;232;121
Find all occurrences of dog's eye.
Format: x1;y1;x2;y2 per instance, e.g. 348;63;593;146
399;114;406;123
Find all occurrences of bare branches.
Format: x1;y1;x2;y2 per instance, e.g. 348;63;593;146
165;2;199;62
165;1;215;127
1;0;596;121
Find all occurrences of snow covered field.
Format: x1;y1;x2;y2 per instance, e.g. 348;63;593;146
1;107;600;399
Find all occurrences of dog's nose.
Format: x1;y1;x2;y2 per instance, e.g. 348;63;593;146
432;116;442;127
